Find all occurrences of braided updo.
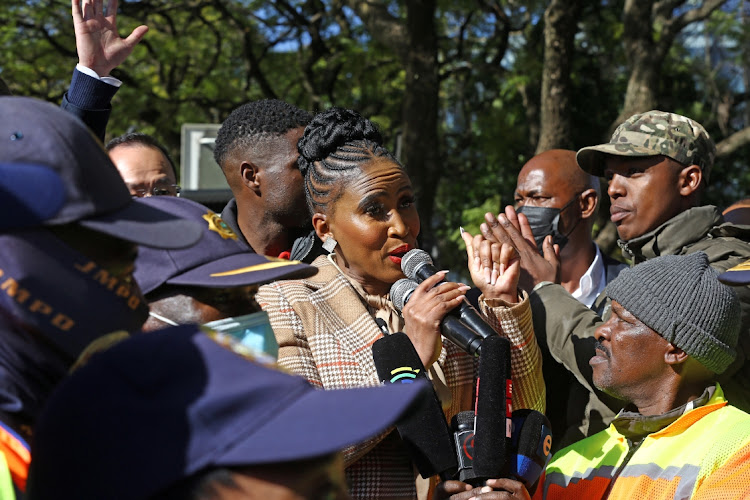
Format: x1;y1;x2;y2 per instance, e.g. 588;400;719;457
297;107;402;214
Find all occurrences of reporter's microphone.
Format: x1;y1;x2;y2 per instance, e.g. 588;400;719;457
510;409;553;496
401;249;500;340
472;334;513;480
390;278;483;356
372;332;458;479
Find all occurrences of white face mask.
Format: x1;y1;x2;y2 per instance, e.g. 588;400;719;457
202;310;278;362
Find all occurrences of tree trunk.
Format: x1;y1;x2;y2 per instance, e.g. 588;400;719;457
402;0;440;250
346;0;440;250
612;0;660;133
536;0;582;153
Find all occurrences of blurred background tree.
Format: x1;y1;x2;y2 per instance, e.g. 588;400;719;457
2;0;748;269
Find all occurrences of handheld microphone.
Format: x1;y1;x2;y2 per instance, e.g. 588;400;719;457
372;332;458;479
451;411;479;484
472;335;513;480
401;249;500;340
510;409;553;495
390;278;484;356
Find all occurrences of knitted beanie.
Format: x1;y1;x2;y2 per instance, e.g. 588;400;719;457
604;252;740;374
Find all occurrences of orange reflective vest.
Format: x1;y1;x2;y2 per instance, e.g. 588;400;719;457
0;420;29;494
536;385;750;500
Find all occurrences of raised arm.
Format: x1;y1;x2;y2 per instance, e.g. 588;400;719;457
63;0;148;141
461;228;546;413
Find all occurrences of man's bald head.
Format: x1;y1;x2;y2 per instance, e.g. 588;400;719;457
517;149;598;200
515;150;599;209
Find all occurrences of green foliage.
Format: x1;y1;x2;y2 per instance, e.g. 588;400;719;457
2;0;748;265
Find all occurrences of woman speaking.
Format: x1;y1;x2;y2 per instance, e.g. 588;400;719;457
257;107;544;499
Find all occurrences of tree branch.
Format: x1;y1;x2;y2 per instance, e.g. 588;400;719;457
716;126;750;157
345;0;409;59
663;0;726;39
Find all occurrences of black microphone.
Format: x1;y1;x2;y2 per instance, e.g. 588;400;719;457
401;249;501;341
372;332;458;479
390;278;484;356
472;335;513;480
451;411;479;485
510;409;553;495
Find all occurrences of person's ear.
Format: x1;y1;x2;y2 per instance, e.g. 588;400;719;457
312;213;330;241
579;188;598;220
678;164;702;197
240;161;261;193
664;343;690;366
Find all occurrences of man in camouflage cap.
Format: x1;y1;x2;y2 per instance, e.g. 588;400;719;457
479;110;750;450
577;110;715;178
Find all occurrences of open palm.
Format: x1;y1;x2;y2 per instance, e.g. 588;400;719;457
72;0;148;76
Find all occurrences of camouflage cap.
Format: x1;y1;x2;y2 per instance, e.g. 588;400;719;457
576;110;716;179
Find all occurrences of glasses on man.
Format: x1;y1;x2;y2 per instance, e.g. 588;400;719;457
130;184;182;198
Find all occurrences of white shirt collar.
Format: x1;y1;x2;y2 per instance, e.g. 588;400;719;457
571;244;607;308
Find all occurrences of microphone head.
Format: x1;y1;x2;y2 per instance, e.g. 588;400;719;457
401;249;433;281
510;409;553;495
390;278;418;312
451;410;475;432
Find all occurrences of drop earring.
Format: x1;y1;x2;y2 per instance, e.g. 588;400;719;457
322;235;338;253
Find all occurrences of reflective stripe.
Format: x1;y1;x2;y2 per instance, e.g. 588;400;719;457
545;465;617;489
615;463;700;499
547;463;701;500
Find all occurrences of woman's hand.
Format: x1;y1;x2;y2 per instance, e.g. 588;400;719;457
480;206;561;292
434;479;531;500
401;270;470;368
461;227;521;303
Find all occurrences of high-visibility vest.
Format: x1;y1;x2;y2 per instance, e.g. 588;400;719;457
537;384;750;500
0;420;29;496
0;452;16;500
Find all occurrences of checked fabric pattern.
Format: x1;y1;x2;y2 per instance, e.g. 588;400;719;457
257;256;545;499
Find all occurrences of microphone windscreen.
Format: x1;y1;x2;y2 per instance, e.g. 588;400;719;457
372;333;457;479
472;335;512;479
510;409;553;495
390;278;418;312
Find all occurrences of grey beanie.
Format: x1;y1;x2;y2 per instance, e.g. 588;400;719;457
605;252;740;374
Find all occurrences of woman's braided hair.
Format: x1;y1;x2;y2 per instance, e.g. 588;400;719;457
297;107;402;215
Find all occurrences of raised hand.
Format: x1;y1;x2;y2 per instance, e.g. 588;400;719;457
461;227;520;303
480;206;561;293
72;0;148;76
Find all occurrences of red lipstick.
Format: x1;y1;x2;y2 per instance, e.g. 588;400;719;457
388;244;413;265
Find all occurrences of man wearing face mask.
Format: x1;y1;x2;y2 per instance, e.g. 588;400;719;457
514;150;627;452
514;150;627;311
132;196;316;358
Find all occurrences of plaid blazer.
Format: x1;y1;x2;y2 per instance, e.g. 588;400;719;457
257;256;545;499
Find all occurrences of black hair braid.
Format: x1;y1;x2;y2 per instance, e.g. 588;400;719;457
297;107;400;214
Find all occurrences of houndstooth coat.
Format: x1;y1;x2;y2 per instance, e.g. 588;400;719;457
257;256;545;500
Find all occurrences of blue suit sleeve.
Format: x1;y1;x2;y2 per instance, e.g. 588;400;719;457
60;69;119;143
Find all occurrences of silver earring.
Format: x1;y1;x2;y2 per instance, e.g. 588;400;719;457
322;235;338;253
